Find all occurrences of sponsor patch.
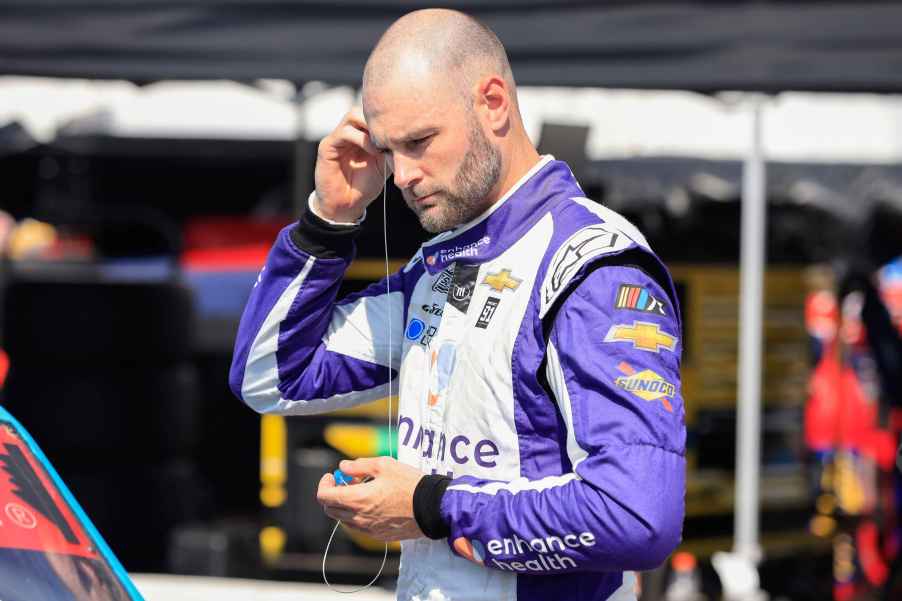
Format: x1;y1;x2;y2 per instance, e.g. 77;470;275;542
397;414;500;470
475;297;501;329
428;235;491;267
481;269;521;293
615;362;675;412
405;319;426;341
615;284;667;316
432;267;454;294
405;319;436;346
447;264;479;314
463;531;596;572
604;321;677;353
421;303;443;317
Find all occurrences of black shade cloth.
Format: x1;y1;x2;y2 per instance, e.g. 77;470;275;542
2;1;902;92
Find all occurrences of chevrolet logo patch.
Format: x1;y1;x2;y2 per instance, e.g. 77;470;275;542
481;269;521;293
604;321;677;353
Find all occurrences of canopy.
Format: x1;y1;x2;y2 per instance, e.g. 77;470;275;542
1;1;902;92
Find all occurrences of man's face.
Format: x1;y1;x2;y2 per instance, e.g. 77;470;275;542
364;75;501;233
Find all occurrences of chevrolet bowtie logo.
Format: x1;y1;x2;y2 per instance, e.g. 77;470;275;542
604;321;677;353
481;269;521;293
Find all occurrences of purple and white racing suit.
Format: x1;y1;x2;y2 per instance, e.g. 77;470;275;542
230;157;686;601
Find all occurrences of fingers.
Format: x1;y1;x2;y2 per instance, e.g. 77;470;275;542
338;456;386;478
316;473;351;507
323;107;381;157
317;473;357;522
329;122;381;158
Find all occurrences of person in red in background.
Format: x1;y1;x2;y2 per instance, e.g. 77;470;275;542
804;257;902;601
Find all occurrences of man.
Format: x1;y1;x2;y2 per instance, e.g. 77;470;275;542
230;8;685;601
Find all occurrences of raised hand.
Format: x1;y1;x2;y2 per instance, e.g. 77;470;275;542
313;106;389;223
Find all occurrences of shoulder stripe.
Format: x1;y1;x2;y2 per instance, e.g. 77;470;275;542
540;223;632;317
241;255;316;408
447;473;580;496
571;197;651;251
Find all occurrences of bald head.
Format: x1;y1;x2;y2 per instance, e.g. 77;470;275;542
359;9;539;233
363;9;515;112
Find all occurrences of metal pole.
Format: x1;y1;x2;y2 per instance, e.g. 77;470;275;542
734;94;767;563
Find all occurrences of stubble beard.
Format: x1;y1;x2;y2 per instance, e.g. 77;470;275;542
412;118;502;234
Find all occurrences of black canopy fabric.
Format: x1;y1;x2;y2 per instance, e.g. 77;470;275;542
2;1;902;92
0;121;36;156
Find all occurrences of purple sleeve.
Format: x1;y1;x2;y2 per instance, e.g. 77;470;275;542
440;265;686;573
229;225;409;415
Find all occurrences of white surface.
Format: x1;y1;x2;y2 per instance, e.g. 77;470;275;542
131;573;395;601
516;88;902;163
2;76;902;163
711;552;768;601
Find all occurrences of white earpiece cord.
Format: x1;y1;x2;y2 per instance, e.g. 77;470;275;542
322;154;392;594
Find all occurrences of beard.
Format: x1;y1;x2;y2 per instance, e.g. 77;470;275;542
408;117;502;233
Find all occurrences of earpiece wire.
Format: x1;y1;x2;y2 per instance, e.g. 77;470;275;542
321;153;392;594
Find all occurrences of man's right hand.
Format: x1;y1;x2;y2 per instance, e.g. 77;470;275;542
313;107;388;223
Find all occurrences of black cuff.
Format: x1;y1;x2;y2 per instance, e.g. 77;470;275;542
413;474;452;540
289;201;362;259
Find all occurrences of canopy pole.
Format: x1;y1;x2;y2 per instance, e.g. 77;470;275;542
734;94;767;564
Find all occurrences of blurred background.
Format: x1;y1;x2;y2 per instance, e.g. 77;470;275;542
1;2;901;600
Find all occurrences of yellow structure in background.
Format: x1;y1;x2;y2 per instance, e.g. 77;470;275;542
260;415;286;508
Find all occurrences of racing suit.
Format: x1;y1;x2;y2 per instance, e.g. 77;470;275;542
230;157;686;601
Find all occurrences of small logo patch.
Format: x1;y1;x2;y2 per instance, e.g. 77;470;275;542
421;303;443;317
432;267;454;294
615;362;675;412
452;537;486;565
482;269;521;293
405;319;426;341
447;264;479;314
604;321;677;353
475;297;501;329
615;284;667;316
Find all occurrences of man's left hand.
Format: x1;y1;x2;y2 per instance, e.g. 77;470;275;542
316;456;425;541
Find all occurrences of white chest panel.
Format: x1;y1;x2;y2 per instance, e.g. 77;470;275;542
396;215;553;483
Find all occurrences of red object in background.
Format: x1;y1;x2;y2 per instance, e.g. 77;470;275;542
181;245;272;271
837;366;877;452
0;349;8;388
181;216;292;271
856;521;889;587
805;342;842;452
0;422;98;559
182;216;291;251
804;290;895;468
806;290;840;342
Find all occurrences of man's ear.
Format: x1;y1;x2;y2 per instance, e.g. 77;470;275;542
476;75;511;134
